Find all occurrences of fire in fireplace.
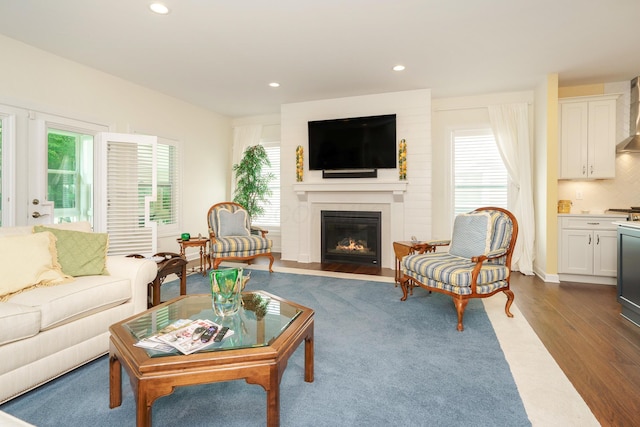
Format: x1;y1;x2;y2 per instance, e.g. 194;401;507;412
321;210;381;265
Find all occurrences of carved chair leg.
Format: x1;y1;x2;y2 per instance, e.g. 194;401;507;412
503;289;515;318
453;297;469;332
399;277;409;301
267;254;274;273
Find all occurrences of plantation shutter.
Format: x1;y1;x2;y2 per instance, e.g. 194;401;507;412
253;143;280;227
96;132;158;256
453;130;508;217
153;140;181;230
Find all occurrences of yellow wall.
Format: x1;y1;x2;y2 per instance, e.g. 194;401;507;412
546;74;559;275
558;83;604;98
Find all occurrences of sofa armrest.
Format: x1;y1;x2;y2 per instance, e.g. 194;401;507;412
106;256;157;314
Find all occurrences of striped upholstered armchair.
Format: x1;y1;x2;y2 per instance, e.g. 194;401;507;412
207;202;274;272
400;207;518;331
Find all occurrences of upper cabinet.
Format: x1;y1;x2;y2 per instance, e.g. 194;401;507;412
559;95;618;179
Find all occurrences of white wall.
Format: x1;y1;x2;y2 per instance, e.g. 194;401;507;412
431;91;534;236
280;89;431;268
0;34;231;254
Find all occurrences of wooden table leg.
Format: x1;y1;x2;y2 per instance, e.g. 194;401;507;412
199;244;206;276
304;327;314;383
265;365;280;427
109;349;122;409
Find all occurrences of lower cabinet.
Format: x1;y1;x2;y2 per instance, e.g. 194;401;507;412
558;215;621;284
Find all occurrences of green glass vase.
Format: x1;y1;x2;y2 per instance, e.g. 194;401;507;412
209;268;243;316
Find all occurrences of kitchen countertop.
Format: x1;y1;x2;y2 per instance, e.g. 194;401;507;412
558;213;627;218
613;221;640;230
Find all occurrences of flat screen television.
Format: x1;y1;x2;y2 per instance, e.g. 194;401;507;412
308;114;396;171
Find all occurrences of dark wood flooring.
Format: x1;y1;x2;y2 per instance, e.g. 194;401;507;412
212;255;640;426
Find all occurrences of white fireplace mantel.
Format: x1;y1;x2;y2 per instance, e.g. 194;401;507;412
293;181;408;202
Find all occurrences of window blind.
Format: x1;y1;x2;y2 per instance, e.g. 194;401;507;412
253;144;280;227
453;130;507;216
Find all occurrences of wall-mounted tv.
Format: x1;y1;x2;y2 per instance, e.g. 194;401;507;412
308;114;396;171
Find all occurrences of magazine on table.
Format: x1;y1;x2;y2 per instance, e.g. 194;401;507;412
134;318;234;355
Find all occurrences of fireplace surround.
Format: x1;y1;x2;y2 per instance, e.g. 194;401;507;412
290;181;409;269
321;210;381;266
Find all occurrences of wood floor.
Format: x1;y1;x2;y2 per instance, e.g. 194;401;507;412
241;254;640;427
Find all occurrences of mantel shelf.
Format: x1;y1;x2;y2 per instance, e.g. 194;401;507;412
292;181;408;201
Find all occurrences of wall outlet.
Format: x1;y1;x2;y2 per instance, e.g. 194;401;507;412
576;190;583;200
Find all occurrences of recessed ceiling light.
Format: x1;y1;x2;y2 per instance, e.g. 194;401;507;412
393;65;406;71
269;82;280;88
149;3;170;14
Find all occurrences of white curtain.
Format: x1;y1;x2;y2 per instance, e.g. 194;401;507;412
231;124;263;198
488;103;534;275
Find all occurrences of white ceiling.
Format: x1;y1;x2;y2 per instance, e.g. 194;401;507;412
1;0;639;117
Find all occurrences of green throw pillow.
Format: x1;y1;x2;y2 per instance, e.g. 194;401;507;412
33;226;109;277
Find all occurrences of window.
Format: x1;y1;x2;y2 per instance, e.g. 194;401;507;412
0;119;3;226
452;129;507;216
129;137;181;235
253;142;280;227
150;139;181;234
47;129;93;224
0;109;16;227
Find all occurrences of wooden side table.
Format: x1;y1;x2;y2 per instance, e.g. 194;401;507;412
393;241;448;293
177;237;209;276
127;252;188;308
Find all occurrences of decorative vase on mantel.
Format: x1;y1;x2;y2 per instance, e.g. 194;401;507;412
296;145;304;182
398;139;407;180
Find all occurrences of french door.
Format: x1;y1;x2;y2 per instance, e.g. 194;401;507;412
27;112;158;255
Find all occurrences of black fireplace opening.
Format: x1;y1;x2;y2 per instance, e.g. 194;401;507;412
321;210;381;266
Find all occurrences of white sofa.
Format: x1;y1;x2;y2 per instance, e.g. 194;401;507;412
0;222;157;404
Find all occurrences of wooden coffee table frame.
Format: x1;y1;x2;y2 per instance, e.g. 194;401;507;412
109;293;314;427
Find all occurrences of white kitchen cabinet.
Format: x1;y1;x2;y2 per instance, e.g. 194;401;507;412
558;215;622;284
559;95;618;179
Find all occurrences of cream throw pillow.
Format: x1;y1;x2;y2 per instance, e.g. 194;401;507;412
0;232;70;301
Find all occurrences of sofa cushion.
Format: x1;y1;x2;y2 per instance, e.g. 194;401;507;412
34;226;109;277
8;275;131;330
0;232;70;301
0;303;41;345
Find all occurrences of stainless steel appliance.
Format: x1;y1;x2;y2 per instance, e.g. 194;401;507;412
617;224;640;327
607;208;640;221
617;77;640;152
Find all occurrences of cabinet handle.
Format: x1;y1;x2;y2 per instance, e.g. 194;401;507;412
596;234;600;245
583;165;586;175
591;165;594;175
587;222;600;225
588;235;592;245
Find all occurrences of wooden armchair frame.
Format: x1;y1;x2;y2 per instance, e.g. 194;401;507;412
207;202;274;272
400;207;518;331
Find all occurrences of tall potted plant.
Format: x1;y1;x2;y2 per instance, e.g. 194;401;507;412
233;145;274;221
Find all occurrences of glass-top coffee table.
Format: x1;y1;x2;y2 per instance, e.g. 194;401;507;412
109;291;314;427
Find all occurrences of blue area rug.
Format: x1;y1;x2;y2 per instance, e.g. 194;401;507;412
1;269;531;426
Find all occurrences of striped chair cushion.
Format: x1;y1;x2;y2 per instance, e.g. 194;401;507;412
402;252;510;292
211;236;272;257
